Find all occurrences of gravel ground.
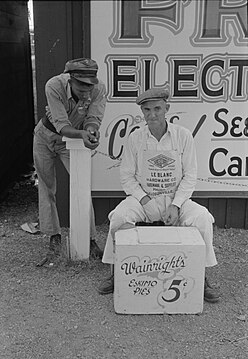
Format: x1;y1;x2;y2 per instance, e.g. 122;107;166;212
0;177;247;359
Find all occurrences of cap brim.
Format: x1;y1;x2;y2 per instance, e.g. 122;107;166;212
73;76;98;85
137;97;167;105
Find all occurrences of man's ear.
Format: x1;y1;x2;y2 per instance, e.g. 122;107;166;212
165;103;170;112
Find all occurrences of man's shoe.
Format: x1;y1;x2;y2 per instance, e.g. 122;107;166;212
90;239;103;259
204;277;220;303
49;234;62;256
36;234;61;267
98;274;114;295
36;251;55;267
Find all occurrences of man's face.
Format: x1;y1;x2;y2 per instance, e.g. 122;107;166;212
69;78;94;101
141;99;170;130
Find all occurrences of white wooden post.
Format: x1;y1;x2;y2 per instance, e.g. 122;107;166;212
62;137;91;260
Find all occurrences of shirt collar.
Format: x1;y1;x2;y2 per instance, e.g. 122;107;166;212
145;120;171;140
66;81;73;101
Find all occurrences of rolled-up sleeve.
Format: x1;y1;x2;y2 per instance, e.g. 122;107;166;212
45;82;72;133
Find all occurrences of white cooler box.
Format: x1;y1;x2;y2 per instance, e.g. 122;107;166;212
114;226;206;314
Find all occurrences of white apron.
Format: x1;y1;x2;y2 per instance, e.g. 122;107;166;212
140;128;182;201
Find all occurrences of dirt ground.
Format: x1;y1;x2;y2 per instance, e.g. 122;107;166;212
0;176;247;359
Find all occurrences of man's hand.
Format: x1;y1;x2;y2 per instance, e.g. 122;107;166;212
80;130;99;150
60;125;99;149
85;125;100;143
140;195;151;206
163;204;179;226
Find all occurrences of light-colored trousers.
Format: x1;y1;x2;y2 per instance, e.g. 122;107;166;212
33;120;96;237
102;195;217;267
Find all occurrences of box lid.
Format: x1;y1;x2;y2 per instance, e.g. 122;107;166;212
115;226;205;246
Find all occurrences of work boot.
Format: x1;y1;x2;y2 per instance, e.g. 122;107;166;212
49;234;62;256
204;277;220;303
36;234;62;267
36;234;61;267
98;274;114;295
90;239;103;259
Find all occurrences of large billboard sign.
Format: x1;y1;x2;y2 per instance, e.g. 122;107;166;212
91;0;248;196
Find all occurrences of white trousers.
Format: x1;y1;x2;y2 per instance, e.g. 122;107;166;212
102;196;217;267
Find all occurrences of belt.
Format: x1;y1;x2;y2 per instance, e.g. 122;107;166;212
42;116;60;135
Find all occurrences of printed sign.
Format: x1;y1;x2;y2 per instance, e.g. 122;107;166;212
91;0;248;194
144;151;178;196
120;252;194;303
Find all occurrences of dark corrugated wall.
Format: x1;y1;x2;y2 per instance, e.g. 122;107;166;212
0;1;35;193
93;196;248;229
33;0;90;122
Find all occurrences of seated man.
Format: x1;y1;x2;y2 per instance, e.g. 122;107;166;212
98;88;220;303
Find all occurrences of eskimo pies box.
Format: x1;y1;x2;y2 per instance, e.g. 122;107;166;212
114;226;206;314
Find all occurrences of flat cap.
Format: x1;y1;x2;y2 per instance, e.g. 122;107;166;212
64;58;98;85
136;88;169;105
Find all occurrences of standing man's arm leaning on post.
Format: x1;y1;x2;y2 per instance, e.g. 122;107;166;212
44;60;106;148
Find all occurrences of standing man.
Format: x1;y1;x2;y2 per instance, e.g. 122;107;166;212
34;58;107;265
98;88;220;303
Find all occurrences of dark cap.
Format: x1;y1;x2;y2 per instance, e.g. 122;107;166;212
64;58;98;85
136;88;169;105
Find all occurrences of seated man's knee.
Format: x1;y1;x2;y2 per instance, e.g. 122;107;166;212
182;203;214;227
108;196;144;233
194;207;214;227
109;208;127;232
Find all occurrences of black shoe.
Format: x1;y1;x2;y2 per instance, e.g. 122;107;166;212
204;277;220;303
98;274;114;295
49;234;61;255
90;239;103;259
36;234;61;267
36;251;55;267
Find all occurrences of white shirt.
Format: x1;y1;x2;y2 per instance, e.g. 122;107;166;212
120;122;197;208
